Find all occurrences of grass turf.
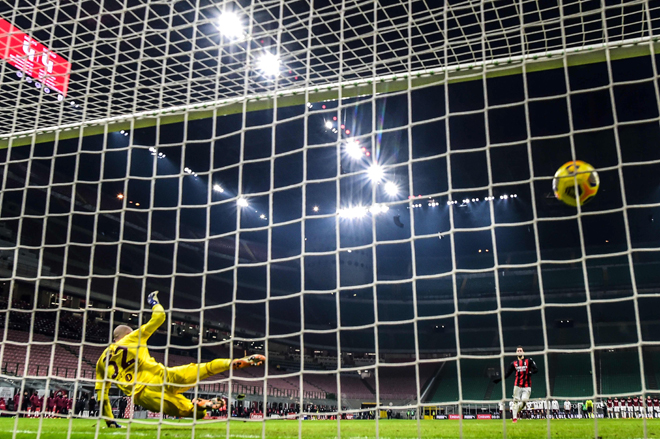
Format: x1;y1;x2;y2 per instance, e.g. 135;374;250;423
0;418;659;439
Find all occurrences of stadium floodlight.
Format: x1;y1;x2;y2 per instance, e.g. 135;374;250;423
213;184;224;193
339;206;367;219
384;181;398;196
217;12;244;39
345;139;362;159
257;53;280;77
369;204;389;214
313;206;319;212
184;167;198;177
324;121;333;129
237;197;249;208
367;164;384;183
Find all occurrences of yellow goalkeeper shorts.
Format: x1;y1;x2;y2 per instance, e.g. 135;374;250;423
134;386;199;419
133;363;214;419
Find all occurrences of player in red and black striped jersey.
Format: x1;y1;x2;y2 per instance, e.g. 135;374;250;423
493;346;538;423
612;397;620;418
503;356;538;388
626;397;633;418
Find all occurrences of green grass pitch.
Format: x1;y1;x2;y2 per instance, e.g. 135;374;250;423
1;418;659;439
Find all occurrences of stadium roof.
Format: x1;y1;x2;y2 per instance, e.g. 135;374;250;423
0;0;657;137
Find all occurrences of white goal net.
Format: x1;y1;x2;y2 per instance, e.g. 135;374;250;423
1;0;660;438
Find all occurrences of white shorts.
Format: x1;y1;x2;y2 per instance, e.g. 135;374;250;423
648;407;653;413
513;386;531;402
614;407;620;411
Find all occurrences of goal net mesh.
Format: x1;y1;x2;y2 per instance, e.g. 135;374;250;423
1;0;660;437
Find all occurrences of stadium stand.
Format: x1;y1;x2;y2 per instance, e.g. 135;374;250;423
1;330;94;379
458;360;497;401
599;350;642;395
549;353;593;398
427;361;459;403
2;294;659;405
645;349;660;391
374;364;438;400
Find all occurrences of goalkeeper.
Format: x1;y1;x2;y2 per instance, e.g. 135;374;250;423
95;292;265;427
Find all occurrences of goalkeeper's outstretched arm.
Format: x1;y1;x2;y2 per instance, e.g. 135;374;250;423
121;291;166;344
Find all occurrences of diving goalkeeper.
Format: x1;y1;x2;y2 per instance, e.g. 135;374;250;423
95;291;265;427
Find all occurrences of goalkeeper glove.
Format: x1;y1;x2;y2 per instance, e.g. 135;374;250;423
106;421;122;428
232;354;266;369
147;291;160;307
193;397;225;410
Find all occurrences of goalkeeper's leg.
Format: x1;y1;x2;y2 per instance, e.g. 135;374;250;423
133;354;266;420
165;354;266;394
134;387;205;420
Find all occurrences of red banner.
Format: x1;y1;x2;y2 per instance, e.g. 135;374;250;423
249;413;264;420
0;17;70;97
477;414;492;419
448;414;462;419
346;414;354;420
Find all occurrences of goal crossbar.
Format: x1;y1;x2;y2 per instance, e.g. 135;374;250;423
1;36;657;149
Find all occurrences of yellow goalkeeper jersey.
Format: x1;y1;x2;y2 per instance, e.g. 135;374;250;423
95;304;166;398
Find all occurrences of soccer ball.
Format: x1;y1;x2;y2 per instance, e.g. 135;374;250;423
552;160;600;207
